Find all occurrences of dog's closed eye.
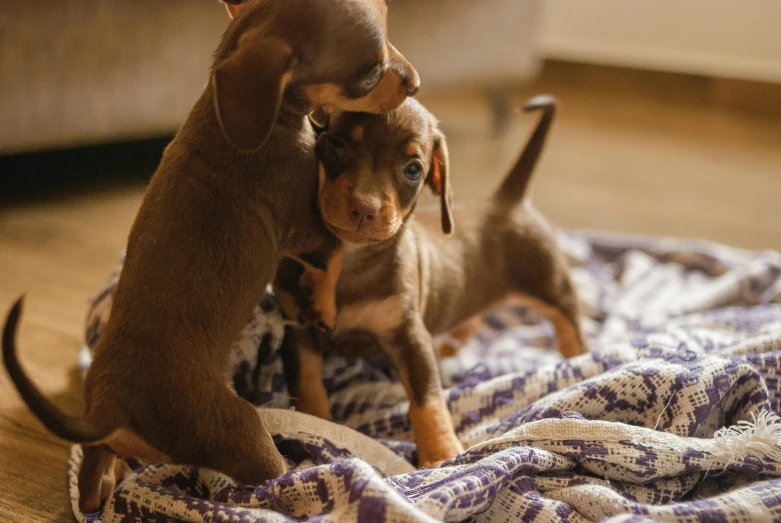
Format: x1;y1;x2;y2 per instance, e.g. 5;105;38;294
316;133;349;175
325;136;347;163
342;62;386;100
328;135;346;152
361;64;384;91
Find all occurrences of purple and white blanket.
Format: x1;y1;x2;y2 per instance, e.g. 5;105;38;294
73;231;781;522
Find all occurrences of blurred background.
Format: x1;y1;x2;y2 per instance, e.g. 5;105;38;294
0;2;780;519
3;1;781;253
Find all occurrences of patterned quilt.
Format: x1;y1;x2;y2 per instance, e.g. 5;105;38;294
72;231;781;522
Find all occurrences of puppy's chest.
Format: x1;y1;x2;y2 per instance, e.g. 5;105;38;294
334;295;406;336
333;262;409;337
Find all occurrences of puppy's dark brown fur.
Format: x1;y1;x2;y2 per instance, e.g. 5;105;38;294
275;96;586;467
2;0;418;512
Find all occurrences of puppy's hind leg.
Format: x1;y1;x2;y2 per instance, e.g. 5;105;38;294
78;445;117;513
543;274;587;359
504;225;587;358
508;259;587;358
437;314;482;358
228;400;289;485
165;380;287;487
512;290;585;358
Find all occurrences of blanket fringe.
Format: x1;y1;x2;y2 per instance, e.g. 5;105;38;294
712;410;781;463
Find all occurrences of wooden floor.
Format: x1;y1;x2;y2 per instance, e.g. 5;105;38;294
1;62;780;521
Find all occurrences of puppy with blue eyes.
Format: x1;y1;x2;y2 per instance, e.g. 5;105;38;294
274;96;586;467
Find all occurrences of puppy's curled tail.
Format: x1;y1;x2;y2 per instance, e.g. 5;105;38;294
3;296;111;443
492;95;556;210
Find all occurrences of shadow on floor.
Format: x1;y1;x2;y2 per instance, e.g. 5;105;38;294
0;136;173;208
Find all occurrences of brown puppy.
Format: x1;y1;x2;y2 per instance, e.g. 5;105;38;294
2;0;418;513
275;96;586;467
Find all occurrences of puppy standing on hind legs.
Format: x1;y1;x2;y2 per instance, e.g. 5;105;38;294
276;95;587;468
2;0;419;513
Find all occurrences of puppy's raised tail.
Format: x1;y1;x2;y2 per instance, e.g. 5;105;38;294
3;296;111;443
492;95;556;210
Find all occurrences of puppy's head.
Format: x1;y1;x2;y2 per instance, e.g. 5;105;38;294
316;98;453;245
213;0;419;153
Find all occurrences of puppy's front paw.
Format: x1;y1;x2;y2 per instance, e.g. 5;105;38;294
296;382;332;421
409;398;464;468
296;308;329;331
417;434;464;468
315;320;332;333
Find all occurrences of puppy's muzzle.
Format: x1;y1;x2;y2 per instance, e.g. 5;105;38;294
355;44;419;114
389;44;420;97
347;195;381;229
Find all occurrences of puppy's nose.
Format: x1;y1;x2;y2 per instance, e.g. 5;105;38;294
403;69;420;96
388;43;420;97
405;78;420;96
348;196;381;228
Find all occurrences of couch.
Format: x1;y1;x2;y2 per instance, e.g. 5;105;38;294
0;0;540;155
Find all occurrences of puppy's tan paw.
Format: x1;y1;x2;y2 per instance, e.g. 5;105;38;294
297;396;332;421
436;338;461;359
409;398;464;468
553;318;587;358
296;381;332;420
417;435;464;468
295;308;331;332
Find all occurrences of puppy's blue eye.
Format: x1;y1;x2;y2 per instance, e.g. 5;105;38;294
404;162;422;180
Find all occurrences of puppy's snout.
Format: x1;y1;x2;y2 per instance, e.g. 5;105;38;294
388;43;420;97
403;69;420;96
348;195;381;228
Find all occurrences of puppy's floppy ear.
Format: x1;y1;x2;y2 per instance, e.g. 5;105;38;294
308;108;330;135
426;129;454;235
212;29;296;153
222;1;242;19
